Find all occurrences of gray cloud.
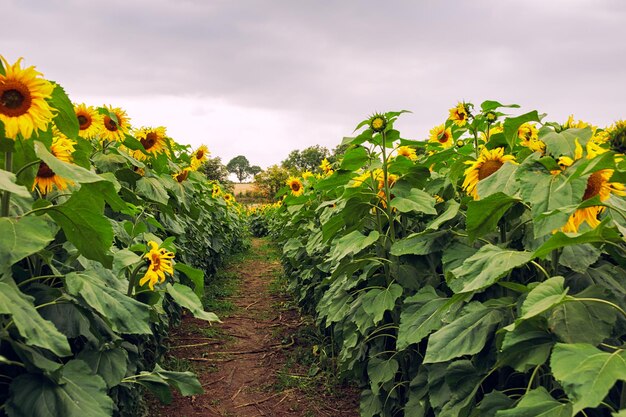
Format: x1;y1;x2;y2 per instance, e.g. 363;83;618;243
3;0;625;165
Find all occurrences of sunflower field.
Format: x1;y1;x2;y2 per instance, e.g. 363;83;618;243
0;56;247;416
268;105;626;416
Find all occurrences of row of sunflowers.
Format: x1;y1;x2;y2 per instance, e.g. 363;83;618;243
267;103;626;416
0;56;247;416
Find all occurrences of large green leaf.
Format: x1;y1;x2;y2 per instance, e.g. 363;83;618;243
390;230;447;256
34;141;104;184
367;357;398;395
131;364;203;404
49;82;79;139
503;111;541;150
361;284;402;325
174;262;205;298
448;245;532;294
77;347;129;388
166;283;219;322
0;169;31;198
424;307;502;363
65;272;152;334
518;276;568;322
499;318;555;372
45;186;114;267
466;193;519;241
426;200;460;231
476;163;520;199
495;387;572;417
0;216;57;272
541;128;592;158
329;230;379;263
6;359;113;417
340;146;369;170
440;360;483;417
0;282;71;357
391;188;437;215
136;177;170;205
551;343;626;414
533;224;621;258
549;286;616;345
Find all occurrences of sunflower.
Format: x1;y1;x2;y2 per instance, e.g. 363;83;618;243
132;126;169;160
351;170;372;187
99;105;130;142
480;125;504;142
518;123;545;153
32;132;76;195
190;145;209;170
370;114;387;132
319;158;333;175
429;124;453;148
561;170;626;232
448;102;469;127
139;241;175;290
212;183;222;198
0;56;55;139
74;103;102;139
373;168;399;207
302;171;314;180
286;176;304;196
223;193;235;206
173;167;191;183
396;145;417;161
462;147;516;199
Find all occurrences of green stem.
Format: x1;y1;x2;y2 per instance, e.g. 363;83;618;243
551;249;560;276
530;261;551;280
473;127;479;158
1;150;13;217
526;364;541;393
499;220;507;245
18;274;64;287
127;261;147;296
14;159;41;179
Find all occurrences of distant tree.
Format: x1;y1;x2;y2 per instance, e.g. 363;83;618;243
201;156;229;183
329;143;350;163
226;155;252;183
254;165;289;199
281;145;330;173
249;165;262;176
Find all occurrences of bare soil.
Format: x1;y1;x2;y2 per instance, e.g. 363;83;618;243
152;238;360;417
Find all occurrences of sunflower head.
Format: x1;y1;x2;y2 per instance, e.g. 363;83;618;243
396;146;417;161
32;132;76;195
0;56;55;139
100;105;130;142
173;167;191;183
369;113;387;132
132;126;169;160
462;147;516;199
74;103;103;139
448;102;470;127
139;241;175;290
428;124;453;149
319;158;333;175
223;193;235;206
190;145;209;170
286;176;305;196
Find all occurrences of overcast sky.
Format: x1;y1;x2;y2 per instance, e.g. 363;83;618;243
3;0;625;169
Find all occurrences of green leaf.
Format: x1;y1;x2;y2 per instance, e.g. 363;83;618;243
500;318;555;372
549;286;617;345
367;357;398;396
448;245;532;294
340;146;369;170
503;111;541;150
361;284;403;325
495;387;572;417
481;100;520;112
551;343;626;413
360;389;383;417
0;216;57;272
426;200;460;230
475;391;515;417
533;224;621;258
166;283;219;322
174;263;205;298
49;82;79;139
65;272;152;334
6;359;113;417
77;347;129;388
0;169;31;198
519;276;568;322
113;249;142;273
329;230;379;263
466;193;519;241
0;282;71;357
45;185;114;267
136;176;170;205
132;364;203;403
476;163;520;199
390;230;447;256
397;293;461;350
541;128;593;158
34;141;105;184
424;307;502;363
391;188;437;215
440;360;483;417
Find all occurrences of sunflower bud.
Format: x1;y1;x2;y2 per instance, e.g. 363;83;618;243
456;139;465;148
609;121;626;153
485;111;497;123
369;114;387;132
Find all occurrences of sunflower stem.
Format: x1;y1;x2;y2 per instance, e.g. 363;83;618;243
14;159;41;179
473;127;479;158
127;261;146;297
551;249;560;276
1;150;13;217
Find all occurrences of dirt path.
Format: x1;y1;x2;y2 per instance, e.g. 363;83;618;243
152;238;360;417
